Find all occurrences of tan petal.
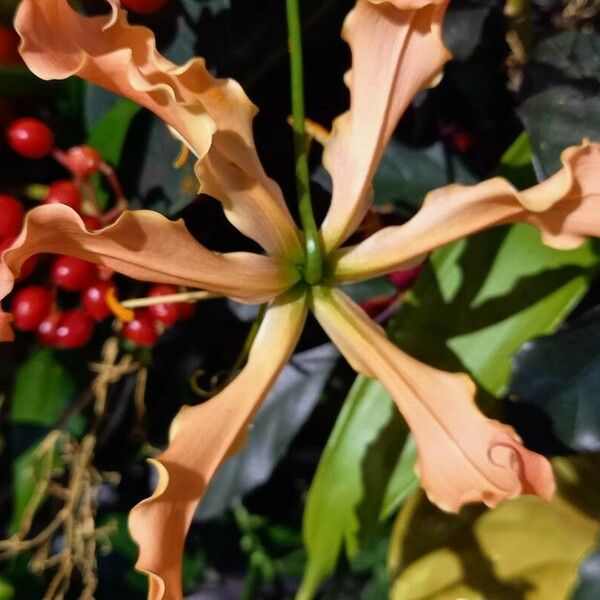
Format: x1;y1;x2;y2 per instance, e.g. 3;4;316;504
195;152;304;263
311;286;555;512
128;290;307;600
15;0;302;260
332;141;600;282
319;0;450;252
0;205;297;340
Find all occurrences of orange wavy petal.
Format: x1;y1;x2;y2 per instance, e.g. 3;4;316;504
0;205;297;340
319;0;451;251
15;0;302;260
333;141;600;281
311;286;555;512
128;291;307;600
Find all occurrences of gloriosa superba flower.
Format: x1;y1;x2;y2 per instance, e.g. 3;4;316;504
4;0;600;597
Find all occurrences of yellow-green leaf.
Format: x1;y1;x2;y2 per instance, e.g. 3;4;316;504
389;458;600;600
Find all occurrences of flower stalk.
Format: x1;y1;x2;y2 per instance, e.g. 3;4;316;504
286;0;322;284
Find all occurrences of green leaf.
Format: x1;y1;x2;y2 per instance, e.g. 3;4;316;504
86;99;140;166
10;348;75;426
497;131;536;188
398;222;598;397
392;133;598;397
300;133;600;598
388;457;600;600
10;431;61;534
380;436;418;520
86;98;141;209
0;577;14;600
298;378;413;600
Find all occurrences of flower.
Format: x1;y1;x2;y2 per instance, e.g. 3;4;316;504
7;0;600;597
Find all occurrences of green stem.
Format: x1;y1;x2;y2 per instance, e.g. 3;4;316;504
286;0;322;284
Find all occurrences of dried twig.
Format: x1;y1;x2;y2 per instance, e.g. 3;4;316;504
0;337;147;599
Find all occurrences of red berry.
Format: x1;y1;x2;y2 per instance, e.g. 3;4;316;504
178;301;196;320
44;180;81;211
6;118;54;159
387;264;424;291
0;28;22;66
0;236;15;253
359;295;395;319
54;310;94;349
121;0;168;13
17;255;39;281
63;145;102;179
147;284;180;326
453;131;473;154
10;285;52;331
81;215;102;231
122;311;157;347
0;195;23;238
51;255;98;291
37;310;62;346
82;280;113;321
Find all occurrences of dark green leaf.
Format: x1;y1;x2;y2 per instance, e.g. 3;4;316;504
196;344;339;521
313;140;475;215
86;98;141;209
372;140;475;212
519;30;600;177
443;0;493;62
10;348;75;426
0;65;66;96
508;307;600;453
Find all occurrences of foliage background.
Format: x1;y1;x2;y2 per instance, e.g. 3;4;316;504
1;0;600;598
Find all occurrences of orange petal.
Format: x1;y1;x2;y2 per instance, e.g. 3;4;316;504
15;0;213;161
196;151;304;263
15;0;302;260
319;0;451;252
311;286;555;512
0;205;297;340
128;290;307;600
333;141;600;281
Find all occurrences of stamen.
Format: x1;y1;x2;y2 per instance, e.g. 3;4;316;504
287;116;330;147
121;290;221;309
172;143;190;169
105;287;135;322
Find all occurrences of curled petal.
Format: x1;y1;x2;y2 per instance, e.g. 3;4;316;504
16;0;213;160
0;205;297;340
311;287;555;512
320;0;450;251
128;291;307;600
333;141;600;282
15;0;302;259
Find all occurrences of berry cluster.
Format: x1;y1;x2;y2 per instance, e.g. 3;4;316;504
3;118;194;349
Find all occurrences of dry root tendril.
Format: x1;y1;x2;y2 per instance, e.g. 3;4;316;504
0;337;147;599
